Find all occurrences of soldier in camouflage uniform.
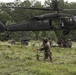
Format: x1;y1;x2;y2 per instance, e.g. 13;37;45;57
37;38;52;62
57;38;63;47
62;38;68;48
57;38;72;48
67;39;72;48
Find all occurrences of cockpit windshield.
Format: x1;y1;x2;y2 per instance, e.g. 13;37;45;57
73;16;76;22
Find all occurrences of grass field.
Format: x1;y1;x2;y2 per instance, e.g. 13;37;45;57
0;41;76;75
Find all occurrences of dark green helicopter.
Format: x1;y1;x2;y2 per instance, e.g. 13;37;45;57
0;0;76;35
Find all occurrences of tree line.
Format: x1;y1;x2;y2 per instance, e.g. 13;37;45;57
0;0;76;41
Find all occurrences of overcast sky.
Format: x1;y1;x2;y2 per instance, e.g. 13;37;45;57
0;0;76;3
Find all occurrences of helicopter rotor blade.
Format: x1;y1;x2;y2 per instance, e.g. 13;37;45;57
1;6;54;11
1;0;60;11
63;9;76;11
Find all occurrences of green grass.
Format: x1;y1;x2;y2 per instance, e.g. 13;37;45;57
0;41;76;75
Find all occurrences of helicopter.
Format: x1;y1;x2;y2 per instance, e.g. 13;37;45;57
0;0;76;35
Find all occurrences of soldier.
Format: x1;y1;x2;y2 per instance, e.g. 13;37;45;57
49;40;52;46
57;38;63;47
62;38;68;48
67;39;72;48
37;38;52;63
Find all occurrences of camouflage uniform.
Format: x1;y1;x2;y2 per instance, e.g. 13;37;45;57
67;39;72;48
57;38;63;47
62;39;68;48
49;40;52;46
39;38;52;62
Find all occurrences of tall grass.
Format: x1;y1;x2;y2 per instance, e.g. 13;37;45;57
0;41;76;75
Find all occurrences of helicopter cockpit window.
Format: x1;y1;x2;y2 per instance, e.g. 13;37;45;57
64;17;69;22
61;17;74;28
63;17;73;23
73;16;76;22
69;18;72;22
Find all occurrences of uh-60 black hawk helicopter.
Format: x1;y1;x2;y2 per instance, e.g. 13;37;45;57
0;0;76;48
0;0;76;36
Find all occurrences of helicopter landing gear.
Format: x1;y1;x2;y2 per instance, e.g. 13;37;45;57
63;30;70;35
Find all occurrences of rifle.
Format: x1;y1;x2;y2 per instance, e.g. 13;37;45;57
36;50;39;60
